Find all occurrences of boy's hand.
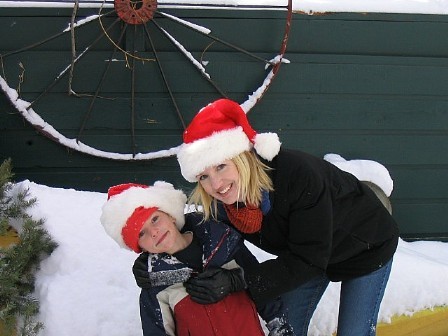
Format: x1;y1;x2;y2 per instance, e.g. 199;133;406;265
184;267;246;304
132;253;150;288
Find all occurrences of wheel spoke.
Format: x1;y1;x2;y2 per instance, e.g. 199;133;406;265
28;17;122;109
1;9;117;59
77;23;129;143
150;17;228;97
157;10;274;66
130;25;137;157
142;23;186;129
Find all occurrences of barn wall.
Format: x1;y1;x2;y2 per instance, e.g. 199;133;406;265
1;7;447;240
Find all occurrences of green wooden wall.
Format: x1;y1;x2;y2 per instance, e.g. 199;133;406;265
1;7;447;240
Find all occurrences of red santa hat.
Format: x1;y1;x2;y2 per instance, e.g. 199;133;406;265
100;181;187;253
177;98;281;182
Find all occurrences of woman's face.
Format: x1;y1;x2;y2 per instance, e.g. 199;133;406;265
138;210;182;254
196;159;242;204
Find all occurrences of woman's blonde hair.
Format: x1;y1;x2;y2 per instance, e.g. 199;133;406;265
189;151;273;220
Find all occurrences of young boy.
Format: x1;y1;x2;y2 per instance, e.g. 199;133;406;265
100;181;292;336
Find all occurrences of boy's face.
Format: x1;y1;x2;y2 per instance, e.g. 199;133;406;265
196;159;242;205
138;210;182;254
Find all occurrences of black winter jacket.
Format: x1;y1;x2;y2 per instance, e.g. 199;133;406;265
219;149;399;305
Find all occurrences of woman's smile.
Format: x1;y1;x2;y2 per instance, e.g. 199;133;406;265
215;182;239;204
219;184;231;194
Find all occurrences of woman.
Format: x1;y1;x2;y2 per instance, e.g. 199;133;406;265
100;181;292;336
177;99;399;336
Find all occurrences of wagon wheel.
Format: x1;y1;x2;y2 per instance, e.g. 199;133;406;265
0;0;292;160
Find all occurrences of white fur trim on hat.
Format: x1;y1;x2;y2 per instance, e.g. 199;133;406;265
178;126;251;182
100;181;187;250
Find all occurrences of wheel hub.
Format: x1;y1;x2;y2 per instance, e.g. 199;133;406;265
114;0;157;25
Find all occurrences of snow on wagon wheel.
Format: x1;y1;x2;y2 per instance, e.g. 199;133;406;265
0;0;292;160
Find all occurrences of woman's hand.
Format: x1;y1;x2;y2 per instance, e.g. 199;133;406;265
184;267;247;304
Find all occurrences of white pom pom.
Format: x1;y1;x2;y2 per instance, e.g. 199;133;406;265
254;132;281;161
153;181;174;190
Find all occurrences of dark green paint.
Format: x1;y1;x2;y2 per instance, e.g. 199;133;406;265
1;8;447;240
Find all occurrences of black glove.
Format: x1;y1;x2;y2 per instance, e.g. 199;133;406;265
184;267;247;304
132;252;151;288
266;316;295;336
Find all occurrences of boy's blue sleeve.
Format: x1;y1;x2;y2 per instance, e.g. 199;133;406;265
139;289;168;336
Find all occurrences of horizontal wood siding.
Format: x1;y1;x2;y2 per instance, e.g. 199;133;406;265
1;8;447;240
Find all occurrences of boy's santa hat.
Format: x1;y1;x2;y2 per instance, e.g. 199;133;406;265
177;98;281;182
100;181;187;253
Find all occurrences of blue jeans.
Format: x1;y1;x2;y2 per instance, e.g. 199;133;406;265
280;259;393;336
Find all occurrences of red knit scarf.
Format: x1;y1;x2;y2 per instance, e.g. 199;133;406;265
223;203;262;234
